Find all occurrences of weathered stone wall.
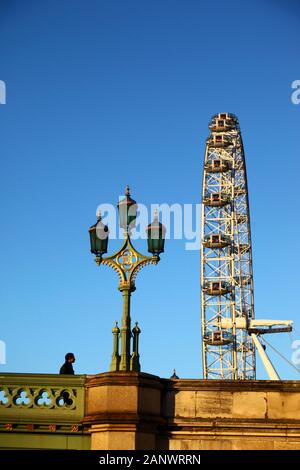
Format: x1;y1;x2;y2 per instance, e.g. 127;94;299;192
161;379;300;450
84;373;300;450
84;372;164;450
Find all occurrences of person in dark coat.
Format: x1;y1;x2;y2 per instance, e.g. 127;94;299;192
59;352;75;374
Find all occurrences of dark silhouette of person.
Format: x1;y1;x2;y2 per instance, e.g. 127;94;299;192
59;352;75;375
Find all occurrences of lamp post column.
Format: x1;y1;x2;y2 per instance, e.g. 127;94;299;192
119;285;132;371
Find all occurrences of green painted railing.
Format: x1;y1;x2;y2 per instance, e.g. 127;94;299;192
0;373;90;448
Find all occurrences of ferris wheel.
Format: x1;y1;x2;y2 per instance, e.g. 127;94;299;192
201;113;292;380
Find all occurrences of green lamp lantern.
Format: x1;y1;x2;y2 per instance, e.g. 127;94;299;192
89;211;109;257
117;185;137;231
146;209;166;256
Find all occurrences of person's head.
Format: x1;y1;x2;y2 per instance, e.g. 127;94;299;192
65;352;75;363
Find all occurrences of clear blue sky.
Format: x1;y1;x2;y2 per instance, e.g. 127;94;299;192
0;0;299;379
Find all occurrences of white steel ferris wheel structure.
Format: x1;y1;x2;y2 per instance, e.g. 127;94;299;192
201;113;292;380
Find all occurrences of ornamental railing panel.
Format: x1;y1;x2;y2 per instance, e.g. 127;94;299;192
0;373;86;429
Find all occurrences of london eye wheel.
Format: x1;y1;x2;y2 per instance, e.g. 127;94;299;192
201;113;256;379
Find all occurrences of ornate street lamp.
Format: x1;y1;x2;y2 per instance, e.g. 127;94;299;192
89;186;166;372
89;212;109;258
146;210;166;256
